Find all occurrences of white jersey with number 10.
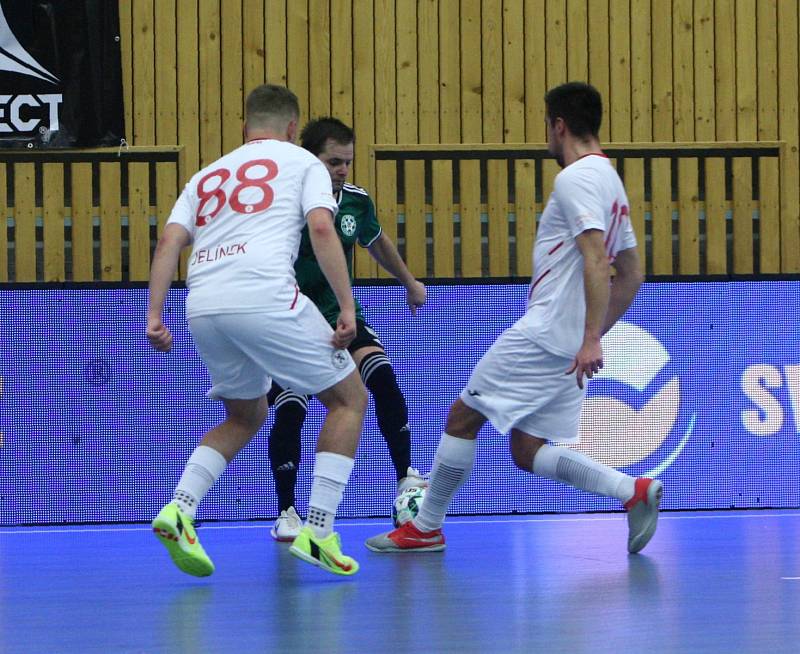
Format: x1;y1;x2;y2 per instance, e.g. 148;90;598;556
166;138;338;318
521;153;638;358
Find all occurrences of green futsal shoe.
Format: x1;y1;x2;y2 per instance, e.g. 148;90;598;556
152;502;215;577
289;526;359;576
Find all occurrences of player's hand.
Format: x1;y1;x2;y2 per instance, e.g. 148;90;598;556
333;308;357;349
147;317;173;352
566;339;603;389
405;280;427;316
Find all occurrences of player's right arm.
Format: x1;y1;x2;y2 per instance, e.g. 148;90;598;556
307;207;356;348
147;222;191;352
569;228;611;389
602;245;643;334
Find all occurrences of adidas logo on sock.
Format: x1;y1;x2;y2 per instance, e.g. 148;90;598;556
277;462;296;472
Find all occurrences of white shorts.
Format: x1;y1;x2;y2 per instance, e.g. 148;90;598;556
460;321;586;443
188;296;356;400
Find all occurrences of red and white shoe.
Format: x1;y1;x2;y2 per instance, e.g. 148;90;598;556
624;477;663;554
365;520;445;553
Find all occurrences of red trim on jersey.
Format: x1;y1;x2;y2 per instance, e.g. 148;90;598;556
528;269;551;299
289;285;299;310
547;240;565;255
575;152;608;161
605;201;620;248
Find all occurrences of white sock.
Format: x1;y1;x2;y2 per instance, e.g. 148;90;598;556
413;433;477;532
532;444;635;502
172;445;228;519
306;452;354;538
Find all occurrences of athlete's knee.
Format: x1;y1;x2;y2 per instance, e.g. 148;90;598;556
358;351;408;432
445;398;486;438
509;429;545;472
320;370;368;415
225;397;268;435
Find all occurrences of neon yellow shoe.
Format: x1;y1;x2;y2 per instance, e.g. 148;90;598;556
151;503;215;577
289;526;359;576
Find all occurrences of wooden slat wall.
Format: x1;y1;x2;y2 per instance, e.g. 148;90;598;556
370;143;781;277
5;0;799;281
1;150;181;282
112;0;800;276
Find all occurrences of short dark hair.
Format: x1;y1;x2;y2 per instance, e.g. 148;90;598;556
300;117;355;155
245;84;299;128
544;82;603;138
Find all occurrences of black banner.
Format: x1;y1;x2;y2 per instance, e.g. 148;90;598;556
0;0;125;148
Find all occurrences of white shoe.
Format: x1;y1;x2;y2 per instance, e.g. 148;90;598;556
625;478;663;554
270;506;302;542
396;467;428;497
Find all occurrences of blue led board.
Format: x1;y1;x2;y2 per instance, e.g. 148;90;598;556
1;282;798;525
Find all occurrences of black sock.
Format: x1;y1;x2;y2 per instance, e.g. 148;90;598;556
268;387;308;512
359;351;411;481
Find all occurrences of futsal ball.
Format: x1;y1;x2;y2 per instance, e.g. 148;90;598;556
392;485;427;527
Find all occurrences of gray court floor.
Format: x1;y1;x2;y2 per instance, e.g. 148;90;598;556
1;510;799;654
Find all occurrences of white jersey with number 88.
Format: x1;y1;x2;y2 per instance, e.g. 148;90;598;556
167;138;338;318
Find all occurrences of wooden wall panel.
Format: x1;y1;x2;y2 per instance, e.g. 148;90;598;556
523;0;547;143
777;1;800;272
482;0;504;142
70;164;94;282
418;0;440;143
460;1;482;143
609;0;631;141
308;0;332;119
672;0;694;142
287;1;310;125
439;0;461;143
14;164;36;282
503;0;526;141
651;0;673;142
7;0;800;281
132;0;155;145
220;1;244;155
242;1;266;94
265;0;288;86
176;0;200;182
373;0;397;278
705;158;727;274
154;1;177;146
352;0;376;277
42;164;65;282
566;0;588;82
330;0;354;125
198;1;222;168
715;1;737;140
0;166;8;281
693;0;715;141
587;0;609;143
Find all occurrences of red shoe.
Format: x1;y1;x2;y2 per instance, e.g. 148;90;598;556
624;477;663;554
365;520;445;553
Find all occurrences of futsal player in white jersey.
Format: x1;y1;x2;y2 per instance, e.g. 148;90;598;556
367;82;663;555
146;84;367;577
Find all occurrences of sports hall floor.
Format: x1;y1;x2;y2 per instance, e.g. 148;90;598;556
1;510;799;654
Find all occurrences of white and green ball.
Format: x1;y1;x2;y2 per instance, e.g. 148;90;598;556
392;485;427;527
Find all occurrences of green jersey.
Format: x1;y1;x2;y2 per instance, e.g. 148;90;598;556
295;182;382;325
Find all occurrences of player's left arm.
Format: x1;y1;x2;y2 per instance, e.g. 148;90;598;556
602;245;644;335
569;228;611;389
367;233;426;315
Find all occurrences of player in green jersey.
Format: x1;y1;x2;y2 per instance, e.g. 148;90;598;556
268;117;428;542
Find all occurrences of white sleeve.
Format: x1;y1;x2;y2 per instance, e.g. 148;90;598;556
301;160;339;218
165;181;197;241
554;169;606;238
